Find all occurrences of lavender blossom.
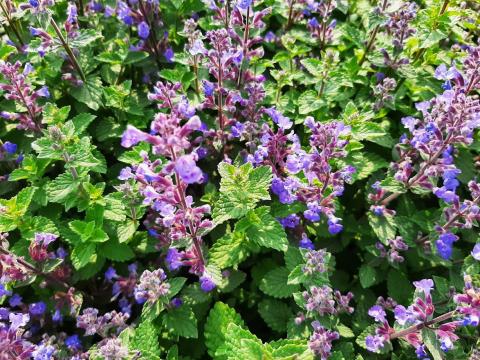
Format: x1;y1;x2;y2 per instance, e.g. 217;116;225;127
134;268;170;304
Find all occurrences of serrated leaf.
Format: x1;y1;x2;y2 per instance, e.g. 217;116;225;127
71;242;96;269
213;163;272;224
99;241;134;261
367;212;397;244
209;231;251;269
260;267;299;299
117;220;138;243
163;306;198;339
258;299;292;332
205;302;245;358
46;172;79;203
131;320;161;360
239;207;289;252
387;270;411;304
72;113;96;134
422;328;443;360
359;265;377;288
216;323;266;359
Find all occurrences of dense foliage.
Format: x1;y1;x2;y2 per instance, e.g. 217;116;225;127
0;0;480;358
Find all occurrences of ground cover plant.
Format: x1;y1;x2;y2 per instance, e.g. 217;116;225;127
0;0;479;358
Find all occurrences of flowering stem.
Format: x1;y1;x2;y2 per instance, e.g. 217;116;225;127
0;1;24;47
0;246;70;290
169;149;205;266
11;75;41;132
236;5;251;89
390;310;455;340
193;56;200;94
216;50;225;134
137;0;163;69
286;0;296;30
358;0;389;67
50;19;87;83
416;195;480;245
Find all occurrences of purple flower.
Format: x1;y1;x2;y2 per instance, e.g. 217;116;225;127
433;187;457;203
365;335;385;352
327;216;343;235
65;334;82;350
32;344;55;360
415;345;429;359
299;233;315;250
2;141;17;154
9;312;29;330
52;309;62;323
199;275;216;292
308;321;339;358
236;0;252;9
105;267;118;282
368;305;386;322
138;21;150;39
29;302;46;316
36;86;50;98
175;155;203;184
471;243;480;261
121;125;148;148
165;248;183;270
0;284;11;297
164;47;174;63
279;214;300;229
134;268;170;304
29;0;39;7
413;279;434;295
265;107;293;130
9;294;22;307
202;80;215;97
170;297;183;308
436;232;458;260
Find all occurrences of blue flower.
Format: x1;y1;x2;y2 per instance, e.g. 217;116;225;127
435;232;458;260
29;301;47;316
164;47;174;63
138;21;150;39
65;334;82;350
200;275;216;292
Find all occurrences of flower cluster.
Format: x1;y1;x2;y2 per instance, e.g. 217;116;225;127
303;285;354;316
305;0;337;50
308;320;339;359
251;113;354;241
365;278;479;357
112;0;173;63
433;180;480;259
375;236;409;263
374;48;480;211
134;268;170;304
0;61;48;131
120;81;214;287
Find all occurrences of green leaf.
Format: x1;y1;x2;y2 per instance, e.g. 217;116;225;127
168;277;187;299
216;323;266;359
72;113;96;134
70;76;103;110
100;241;135;262
258;299;292;332
131;320;161;360
339;152;388;181
71;242;96;269
209;232;252;269
205;302;245;358
422;328;443;360
46;172;79;203
269;339;312;359
367;212;397;244
260;267;299;299
238;207;289;252
298;90;324;114
387;270;412;304
212;163;272;224
162;306;198;339
117;220;138;243
359;265;378;288
42;103;70;125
